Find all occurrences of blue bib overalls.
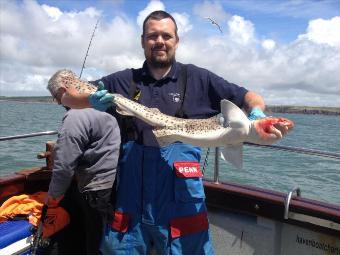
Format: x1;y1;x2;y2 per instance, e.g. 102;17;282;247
101;141;215;255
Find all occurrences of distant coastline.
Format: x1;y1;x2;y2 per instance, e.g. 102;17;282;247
266;105;340;116
0;96;55;104
1;96;340;115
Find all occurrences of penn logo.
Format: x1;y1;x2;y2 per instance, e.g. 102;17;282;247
179;166;198;173
174;162;203;178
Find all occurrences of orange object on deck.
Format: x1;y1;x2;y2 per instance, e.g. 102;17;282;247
0;191;70;237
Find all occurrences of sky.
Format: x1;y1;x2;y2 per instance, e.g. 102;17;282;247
0;0;340;107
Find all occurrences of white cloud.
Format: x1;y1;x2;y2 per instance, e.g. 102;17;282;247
172;12;192;35
177;14;340;107
298;16;340;47
136;0;165;28
0;0;339;107
135;1;191;36
262;39;276;51
0;0;139;96
193;1;230;23
42;4;62;21
227;15;256;46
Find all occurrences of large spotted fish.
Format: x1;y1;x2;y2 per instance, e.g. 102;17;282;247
48;69;294;169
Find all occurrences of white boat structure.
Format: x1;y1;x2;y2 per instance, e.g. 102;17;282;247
0;135;339;255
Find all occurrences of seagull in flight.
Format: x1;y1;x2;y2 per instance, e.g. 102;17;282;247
205;17;223;34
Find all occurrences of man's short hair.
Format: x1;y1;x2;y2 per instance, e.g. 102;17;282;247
142;10;178;38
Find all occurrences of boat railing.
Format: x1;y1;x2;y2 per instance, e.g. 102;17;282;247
1;130;340;176
284;187;301;219
0;131;58;141
1;131;340;227
210;145;340;183
214;148;220;184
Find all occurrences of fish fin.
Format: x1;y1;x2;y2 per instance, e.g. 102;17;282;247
220;100;250;129
219;100;251;144
220;151;226;161
221;144;243;169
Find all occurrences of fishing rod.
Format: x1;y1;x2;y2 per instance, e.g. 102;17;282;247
0;131;58;141
79;18;100;78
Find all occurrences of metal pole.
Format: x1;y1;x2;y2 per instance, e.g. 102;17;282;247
0;131;58;141
214;147;220;183
284;187;301;219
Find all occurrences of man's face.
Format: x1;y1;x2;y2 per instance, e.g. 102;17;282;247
53;87;65;105
142;18;179;68
51;87;68;105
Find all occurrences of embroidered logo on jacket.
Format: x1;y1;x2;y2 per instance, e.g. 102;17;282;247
168;92;181;103
174;161;202;178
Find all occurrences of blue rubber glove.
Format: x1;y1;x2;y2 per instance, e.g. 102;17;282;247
248;107;266;120
89;81;114;111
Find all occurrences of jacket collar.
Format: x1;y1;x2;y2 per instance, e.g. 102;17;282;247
141;60;179;81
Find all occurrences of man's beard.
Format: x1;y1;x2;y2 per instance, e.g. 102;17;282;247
146;51;175;69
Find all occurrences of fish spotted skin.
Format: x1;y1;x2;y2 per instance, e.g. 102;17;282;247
112;94;250;148
49;69;294;169
111;94;294;169
47;70;97;97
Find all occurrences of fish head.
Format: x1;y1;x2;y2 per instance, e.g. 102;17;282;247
47;69;97;101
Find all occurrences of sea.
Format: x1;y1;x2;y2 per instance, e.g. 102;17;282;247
0;101;339;205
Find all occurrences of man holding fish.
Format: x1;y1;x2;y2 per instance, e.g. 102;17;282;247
52;10;292;255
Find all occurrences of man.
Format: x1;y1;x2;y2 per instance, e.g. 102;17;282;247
46;83;121;255
59;10;290;255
